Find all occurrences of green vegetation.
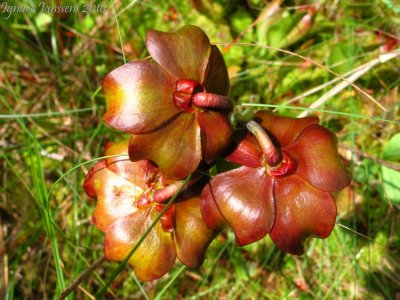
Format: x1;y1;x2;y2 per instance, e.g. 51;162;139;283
1;0;399;299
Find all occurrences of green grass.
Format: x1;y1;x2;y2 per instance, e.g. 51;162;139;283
1;0;399;299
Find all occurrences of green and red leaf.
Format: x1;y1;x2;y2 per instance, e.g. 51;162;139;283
174;197;218;268
103;60;179;134
104;208;176;281
83;160;139;231
104;139;156;188
129;113;201;179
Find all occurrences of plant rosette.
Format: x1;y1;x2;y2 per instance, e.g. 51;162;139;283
84;140;218;281
201;111;351;255
102;25;233;179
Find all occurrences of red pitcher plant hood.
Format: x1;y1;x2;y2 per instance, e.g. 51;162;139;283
102;25;233;179
201;111;351;255
84;140;218;281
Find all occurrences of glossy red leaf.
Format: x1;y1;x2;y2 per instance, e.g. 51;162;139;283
255;111;319;147
270;175;337;255
201;166;275;246
225;132;264;168
203;45;230;96
146;25;211;82
285;124;351;192
196;110;233;164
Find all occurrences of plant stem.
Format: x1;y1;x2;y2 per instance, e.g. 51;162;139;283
246;121;282;166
